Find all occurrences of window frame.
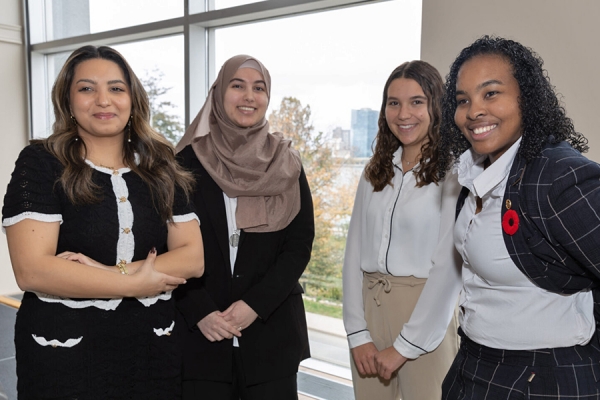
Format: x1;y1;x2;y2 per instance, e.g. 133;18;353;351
21;0;401;387
24;0;388;139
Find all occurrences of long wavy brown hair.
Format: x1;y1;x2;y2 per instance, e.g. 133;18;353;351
365;60;444;191
36;45;194;222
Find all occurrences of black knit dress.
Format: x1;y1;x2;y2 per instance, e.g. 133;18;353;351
2;144;197;400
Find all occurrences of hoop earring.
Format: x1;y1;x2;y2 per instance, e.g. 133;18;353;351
70;115;78;126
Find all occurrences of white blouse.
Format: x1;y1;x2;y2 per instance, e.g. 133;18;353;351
343;147;462;349
396;139;595;359
223;193;241;347
455;138;594;350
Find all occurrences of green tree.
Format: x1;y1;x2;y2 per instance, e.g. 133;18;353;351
141;69;183;145
269;97;356;301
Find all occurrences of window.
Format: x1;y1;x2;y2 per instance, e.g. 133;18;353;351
29;0;183;43
25;0;422;379
214;1;421;373
113;37;185;144
215;1;421;136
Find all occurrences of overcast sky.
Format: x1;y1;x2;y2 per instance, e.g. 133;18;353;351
89;0;422;134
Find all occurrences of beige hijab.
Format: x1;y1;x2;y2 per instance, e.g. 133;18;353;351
177;55;302;233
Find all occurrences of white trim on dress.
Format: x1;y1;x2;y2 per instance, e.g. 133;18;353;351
172;212;200;225
2;212;63;233
32;334;83;348
34;292;123;310
154;320;175;337
137;291;173;307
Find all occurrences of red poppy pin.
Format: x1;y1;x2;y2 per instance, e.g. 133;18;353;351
502;199;519;235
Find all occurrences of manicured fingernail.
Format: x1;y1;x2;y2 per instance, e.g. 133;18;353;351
150;247;156;254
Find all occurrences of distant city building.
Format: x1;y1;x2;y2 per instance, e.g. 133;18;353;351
351;108;378;158
329;126;352;158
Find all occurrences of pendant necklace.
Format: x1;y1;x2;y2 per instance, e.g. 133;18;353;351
401;155;419;166
229;229;240;247
224;195;240;248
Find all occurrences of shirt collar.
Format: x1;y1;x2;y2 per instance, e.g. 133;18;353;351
457;137;522;198
393;146;422;171
393;147;402;167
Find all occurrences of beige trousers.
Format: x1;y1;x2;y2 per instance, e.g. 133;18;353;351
350;272;459;400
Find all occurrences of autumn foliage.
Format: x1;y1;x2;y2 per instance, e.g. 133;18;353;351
269;97;358;301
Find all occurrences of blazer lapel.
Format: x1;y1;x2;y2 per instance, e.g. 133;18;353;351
503;154;526;267
196;164;232;271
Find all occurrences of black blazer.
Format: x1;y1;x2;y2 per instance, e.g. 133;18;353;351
175;145;314;385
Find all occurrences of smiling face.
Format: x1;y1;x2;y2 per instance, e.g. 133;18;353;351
69;58;132;141
385;78;431;153
454;54;522;163
223;67;268;128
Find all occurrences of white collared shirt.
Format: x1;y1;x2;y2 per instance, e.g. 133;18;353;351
223;193;240;347
343;147;461;349
455;138;594;349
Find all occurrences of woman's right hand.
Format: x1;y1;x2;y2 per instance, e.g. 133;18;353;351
128;248;186;297
351;342;379;376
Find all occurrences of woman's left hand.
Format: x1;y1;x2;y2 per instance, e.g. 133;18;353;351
220;300;258;331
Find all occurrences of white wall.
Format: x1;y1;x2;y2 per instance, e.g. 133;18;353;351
421;0;600;162
0;0;27;295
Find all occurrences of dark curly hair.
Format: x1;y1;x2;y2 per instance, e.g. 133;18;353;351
365;60;445;191
438;36;588;178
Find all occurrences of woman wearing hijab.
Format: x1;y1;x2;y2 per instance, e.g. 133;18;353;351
175;55;315;400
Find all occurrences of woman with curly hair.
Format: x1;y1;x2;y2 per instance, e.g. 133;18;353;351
342;60;461;400
2;45;204;399
440;36;600;399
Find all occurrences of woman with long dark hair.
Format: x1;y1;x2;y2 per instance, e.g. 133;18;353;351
3;45;204;399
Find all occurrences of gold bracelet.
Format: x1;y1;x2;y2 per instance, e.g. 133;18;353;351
116;259;129;275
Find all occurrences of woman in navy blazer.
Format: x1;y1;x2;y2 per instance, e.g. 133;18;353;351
174;55;314;400
438;36;600;399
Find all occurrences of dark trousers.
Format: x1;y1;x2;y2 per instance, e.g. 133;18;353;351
442;328;600;399
182;348;298;400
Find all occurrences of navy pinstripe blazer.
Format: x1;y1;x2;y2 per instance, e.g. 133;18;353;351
458;141;600;333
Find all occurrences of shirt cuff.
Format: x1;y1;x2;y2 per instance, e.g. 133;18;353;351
393;331;429;359
347;329;373;349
